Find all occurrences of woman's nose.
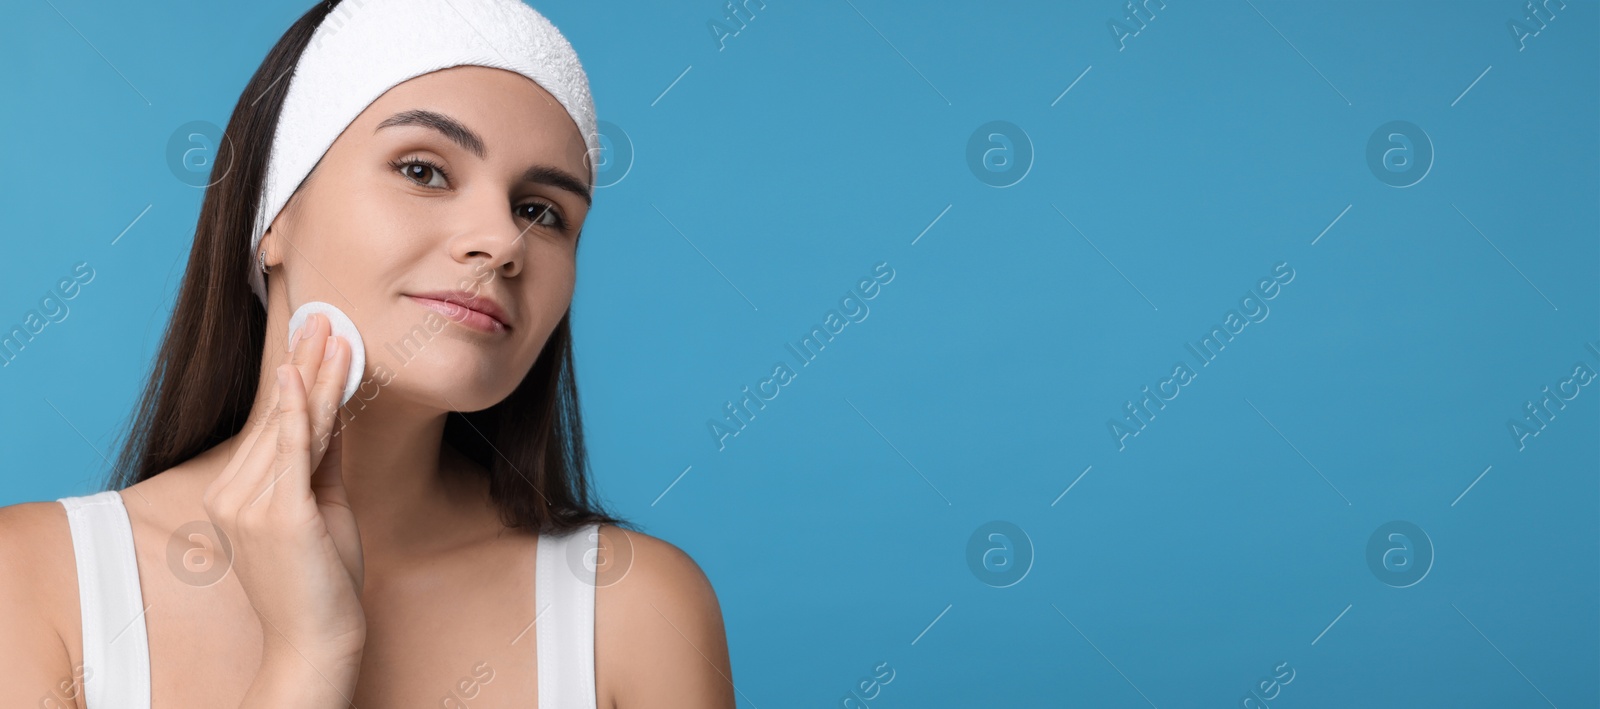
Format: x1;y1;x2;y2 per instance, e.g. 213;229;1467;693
446;201;525;280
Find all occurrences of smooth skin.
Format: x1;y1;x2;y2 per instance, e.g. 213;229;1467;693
0;66;735;708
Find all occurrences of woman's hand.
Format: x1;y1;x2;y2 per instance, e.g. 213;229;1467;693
202;311;367;668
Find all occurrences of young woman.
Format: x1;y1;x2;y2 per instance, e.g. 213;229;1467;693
0;1;735;707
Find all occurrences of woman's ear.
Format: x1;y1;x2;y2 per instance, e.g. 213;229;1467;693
258;228;279;272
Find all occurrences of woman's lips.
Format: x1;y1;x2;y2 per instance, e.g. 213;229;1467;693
405;295;509;334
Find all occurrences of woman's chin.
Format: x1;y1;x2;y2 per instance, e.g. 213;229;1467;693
354;353;521;414
434;385;514;414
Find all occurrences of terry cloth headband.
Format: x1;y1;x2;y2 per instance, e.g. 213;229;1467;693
248;0;599;306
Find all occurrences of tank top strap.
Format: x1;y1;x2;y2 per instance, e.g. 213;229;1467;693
535;521;599;709
57;490;152;709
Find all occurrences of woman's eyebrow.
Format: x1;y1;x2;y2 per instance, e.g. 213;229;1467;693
377;109;485;159
519;164;592;208
375;109;592;207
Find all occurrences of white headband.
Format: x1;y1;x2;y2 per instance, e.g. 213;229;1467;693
249;0;599;306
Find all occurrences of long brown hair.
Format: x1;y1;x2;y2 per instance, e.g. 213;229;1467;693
107;0;629;535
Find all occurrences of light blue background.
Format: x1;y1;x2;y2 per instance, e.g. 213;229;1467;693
2;1;1596;706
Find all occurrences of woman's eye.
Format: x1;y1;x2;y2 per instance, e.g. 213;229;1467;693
517;202;569;231
390;158;570;233
392;157;449;188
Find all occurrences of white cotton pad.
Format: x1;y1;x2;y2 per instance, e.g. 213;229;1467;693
288;300;366;407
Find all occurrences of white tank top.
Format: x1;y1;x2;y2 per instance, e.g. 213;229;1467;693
57;489;599;708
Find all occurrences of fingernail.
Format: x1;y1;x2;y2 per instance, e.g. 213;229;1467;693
324;335;339;361
275;366;288;389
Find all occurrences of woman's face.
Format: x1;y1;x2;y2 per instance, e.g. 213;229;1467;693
264;65;592;413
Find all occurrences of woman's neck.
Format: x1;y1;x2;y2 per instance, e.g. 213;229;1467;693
202;386;504;567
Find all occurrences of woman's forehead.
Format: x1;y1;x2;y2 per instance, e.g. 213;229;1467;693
357;66;587;164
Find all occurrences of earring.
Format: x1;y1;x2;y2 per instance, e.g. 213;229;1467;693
258;248;269;275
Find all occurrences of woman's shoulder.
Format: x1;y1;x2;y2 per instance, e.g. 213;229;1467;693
593;524;718;600
0;499;81;695
0;499;78;611
0;480;182;658
592;524;735;707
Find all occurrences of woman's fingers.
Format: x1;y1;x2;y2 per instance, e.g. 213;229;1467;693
247;311;330;506
208;386;285;514
309;417;362;591
258;362;312;510
289;312;352;469
289;312;331;396
205;414;265;507
307;335;350;468
212;313;323;509
268;325;352;511
206;367;284;504
208;312;351;515
312;415;348;506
